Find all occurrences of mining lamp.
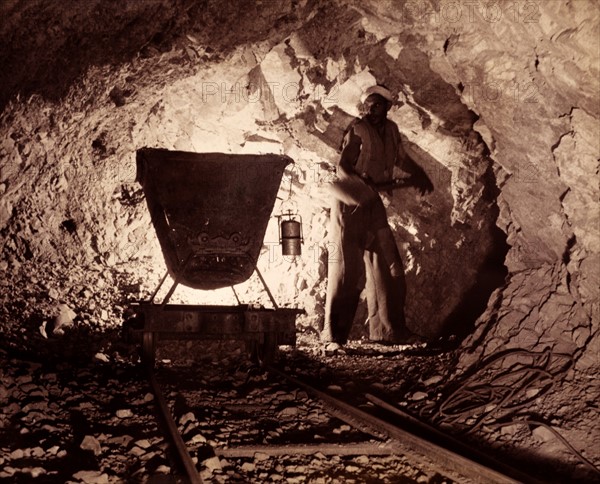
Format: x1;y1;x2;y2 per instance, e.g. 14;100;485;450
278;210;303;256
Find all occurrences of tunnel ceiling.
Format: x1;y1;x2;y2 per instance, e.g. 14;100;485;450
0;0;598;440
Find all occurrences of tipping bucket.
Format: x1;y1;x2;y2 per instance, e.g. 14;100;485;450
136;148;292;290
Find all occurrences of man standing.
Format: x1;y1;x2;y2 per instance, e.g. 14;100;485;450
322;85;433;347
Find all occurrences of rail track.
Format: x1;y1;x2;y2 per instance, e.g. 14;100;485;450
142;353;543;483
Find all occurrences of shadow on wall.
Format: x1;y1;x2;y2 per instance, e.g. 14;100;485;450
441;164;509;341
382;140;509;341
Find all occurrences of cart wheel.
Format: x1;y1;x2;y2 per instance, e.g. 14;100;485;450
142;332;156;366
247;333;278;367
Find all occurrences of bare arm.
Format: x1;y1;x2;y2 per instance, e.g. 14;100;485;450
338;128;362;177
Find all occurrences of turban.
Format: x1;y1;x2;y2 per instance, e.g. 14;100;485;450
360;85;394;104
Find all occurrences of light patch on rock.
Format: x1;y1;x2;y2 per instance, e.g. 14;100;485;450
72;470;109;483
423;375;443;386
384;37;403;59
203;455;222;471
53;304;77;334
180;412;196;426
80;435;102;456
410;391;428;401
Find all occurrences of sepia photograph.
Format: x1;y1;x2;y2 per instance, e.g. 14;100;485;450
0;0;598;482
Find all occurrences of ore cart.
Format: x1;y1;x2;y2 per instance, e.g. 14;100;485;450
128;148;303;365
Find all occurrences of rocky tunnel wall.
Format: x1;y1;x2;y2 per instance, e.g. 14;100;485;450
0;0;598;372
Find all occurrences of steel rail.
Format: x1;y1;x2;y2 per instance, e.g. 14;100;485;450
366;393;544;484
146;366;202;484
267;365;538;484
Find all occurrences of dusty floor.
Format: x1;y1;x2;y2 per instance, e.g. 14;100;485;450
0;260;598;483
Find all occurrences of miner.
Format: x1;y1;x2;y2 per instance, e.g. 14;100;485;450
322;85;433;347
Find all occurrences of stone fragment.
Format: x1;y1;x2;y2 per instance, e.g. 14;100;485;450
141;451;156;461
423;375;444;386
72;470;109;483
17;375;32;384
31;446;44;457
340;425;351;432
532;425;556;443
116;409;133;418
20;383;37;393
54;304;77;334
129;446;146;456
500;424;522;436
308;411;329;424
10;448;24;459
275;391;295;402
76;402;94;410
134;439;151;449
254;452;269;462
327;385;342;392
81;435;102;455
1;376;13;390
0;467;16;477
241;462;255;472
25;467;47;477
156;465;170;473
189;433;207;444
278;406;299;417
203;455;222;471
23;401;49;412
47;445;60;455
180;412;196;426
411;391;428;401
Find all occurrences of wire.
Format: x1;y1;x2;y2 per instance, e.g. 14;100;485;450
419;348;599;476
491;419;600;477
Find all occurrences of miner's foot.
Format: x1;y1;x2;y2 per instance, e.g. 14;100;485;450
320;332;347;346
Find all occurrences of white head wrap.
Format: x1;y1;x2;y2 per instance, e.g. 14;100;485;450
360;85;394;104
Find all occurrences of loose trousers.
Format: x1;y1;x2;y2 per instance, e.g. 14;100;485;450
322;196;408;343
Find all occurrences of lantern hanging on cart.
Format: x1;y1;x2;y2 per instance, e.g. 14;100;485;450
277;207;303;256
